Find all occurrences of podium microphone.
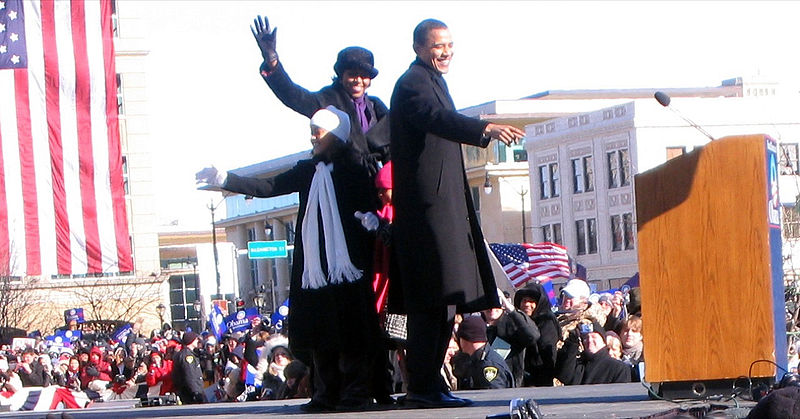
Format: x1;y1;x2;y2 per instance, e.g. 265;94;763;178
654;91;715;141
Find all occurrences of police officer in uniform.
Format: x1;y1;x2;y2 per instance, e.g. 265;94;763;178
172;331;205;404
452;315;514;389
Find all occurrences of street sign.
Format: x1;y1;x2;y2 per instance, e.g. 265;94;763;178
247;240;288;259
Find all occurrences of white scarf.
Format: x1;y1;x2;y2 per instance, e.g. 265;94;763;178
301;162;362;289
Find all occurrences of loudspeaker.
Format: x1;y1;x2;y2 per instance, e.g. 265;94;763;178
635;135;787;398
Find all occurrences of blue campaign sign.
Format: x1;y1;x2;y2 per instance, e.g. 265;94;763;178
225;307;260;333
248;240;288;259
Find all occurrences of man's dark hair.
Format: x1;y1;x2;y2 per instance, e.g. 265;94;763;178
413;19;448;47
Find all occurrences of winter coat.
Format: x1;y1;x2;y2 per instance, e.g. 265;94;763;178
514;282;562;386
261;61;390;161
223;145;381;352
17;361;50;387
486;310;540;387
80;347;112;388
146;359;174;395
556;338;631;385
388;58;498;314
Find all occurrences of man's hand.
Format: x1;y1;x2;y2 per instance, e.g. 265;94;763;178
497;288;515;312
354;211;380;232
251;15;278;68
484;123;525;146
195;166;227;188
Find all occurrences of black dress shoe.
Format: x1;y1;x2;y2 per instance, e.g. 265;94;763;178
335;399;373;412
401;391;471;409
375;395;397;405
299;399;335;413
442;390;474;406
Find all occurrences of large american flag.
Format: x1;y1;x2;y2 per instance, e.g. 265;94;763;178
0;0;132;277
489;242;571;288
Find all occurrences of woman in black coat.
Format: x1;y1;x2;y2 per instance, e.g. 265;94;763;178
252;16;389;164
514;282;561;386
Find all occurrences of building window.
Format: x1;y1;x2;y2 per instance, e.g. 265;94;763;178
116;73;124;116
611;212;636;251
666;146;686;161
169;274;199;330
550;163;560;197
495;141;507;163
780;143;799;175
623;213;635;250
121;155;129;196
539;162;560;199
576;218;598;255
539;165;550;199
784;207;800;239
542;223;563;245
576;220;586;255
571;156;594;194
587;218;598;254
248;228;259;290
607;148;631;189
111;0;119;38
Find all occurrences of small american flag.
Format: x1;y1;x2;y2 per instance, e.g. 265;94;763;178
489;242;570;304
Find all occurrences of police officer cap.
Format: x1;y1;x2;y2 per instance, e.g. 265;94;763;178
457;315;488;343
181;331;199;346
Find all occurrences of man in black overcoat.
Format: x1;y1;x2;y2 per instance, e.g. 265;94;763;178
388;18;525;408
251;16;390;165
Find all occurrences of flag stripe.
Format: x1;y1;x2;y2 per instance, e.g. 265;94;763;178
0;111;9;271
0;70;26;275
27;0;58;277
99;0;131;272
15;69;41;275
54;0;88;274
70;0;102;273
85;0;116;272
41;0;72;274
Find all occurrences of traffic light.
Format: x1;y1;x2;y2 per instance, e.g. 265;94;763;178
235;298;245;311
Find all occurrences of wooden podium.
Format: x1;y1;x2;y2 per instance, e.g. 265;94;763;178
635;134;787;398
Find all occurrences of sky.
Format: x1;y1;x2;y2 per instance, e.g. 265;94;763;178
140;1;800;229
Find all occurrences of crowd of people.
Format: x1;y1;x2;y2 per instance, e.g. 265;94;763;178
0;278;643;408
0;317;312;410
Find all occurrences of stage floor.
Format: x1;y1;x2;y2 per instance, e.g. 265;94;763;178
3;382;756;418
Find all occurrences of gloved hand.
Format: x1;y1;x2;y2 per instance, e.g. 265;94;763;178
360;153;383;177
497;287;515;312
195;166;227;188
354;211;379;232
250;15;278;66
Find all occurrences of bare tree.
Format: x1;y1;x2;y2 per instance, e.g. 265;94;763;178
66;277;163;324
0;248;46;335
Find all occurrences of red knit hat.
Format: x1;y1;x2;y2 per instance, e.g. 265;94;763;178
375;161;392;189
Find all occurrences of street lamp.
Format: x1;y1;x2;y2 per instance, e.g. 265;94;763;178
519;187;529;243
156;303;166;328
483;173;493;194
208;199;222;299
